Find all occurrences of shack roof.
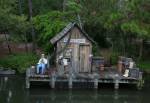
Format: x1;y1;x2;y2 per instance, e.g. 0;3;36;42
50;22;95;44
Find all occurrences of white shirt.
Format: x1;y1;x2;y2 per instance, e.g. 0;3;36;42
63;59;68;66
129;62;134;69
123;69;129;77
38;58;47;64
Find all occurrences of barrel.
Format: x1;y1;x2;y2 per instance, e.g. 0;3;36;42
129;68;139;78
117;60;123;73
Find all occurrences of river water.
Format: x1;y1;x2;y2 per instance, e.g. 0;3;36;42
0;75;150;103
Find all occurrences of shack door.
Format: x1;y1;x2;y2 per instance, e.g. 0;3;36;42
79;45;90;73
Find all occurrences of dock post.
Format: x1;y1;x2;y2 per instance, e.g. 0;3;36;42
69;76;73;89
137;72;144;90
26;68;30;89
94;73;99;89
114;74;119;90
51;72;56;89
69;62;73;89
26;77;30;89
94;78;98;89
114;79;119;90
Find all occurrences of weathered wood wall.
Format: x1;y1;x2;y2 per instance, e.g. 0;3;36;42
56;27;92;74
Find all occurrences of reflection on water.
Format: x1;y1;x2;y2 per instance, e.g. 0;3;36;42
0;75;150;103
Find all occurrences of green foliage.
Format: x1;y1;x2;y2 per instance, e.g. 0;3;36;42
138;61;150;71
0;0;149;62
121;21;149;38
110;52;120;65
33;11;75;53
22;0;64;15
104;12;123;29
0;0;30;43
0;0;17;13
92;45;100;56
66;0;82;13
0;53;38;73
10;15;30;35
0;0;16;30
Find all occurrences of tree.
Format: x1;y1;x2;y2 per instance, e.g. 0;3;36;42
25;0;150;60
33;11;75;53
0;0;30;53
28;0;36;52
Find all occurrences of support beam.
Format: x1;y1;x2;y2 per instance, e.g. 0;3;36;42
114;79;119;90
26;77;30;89
93;73;99;89
26;68;31;89
69;77;73;89
94;79;98;89
114;74;120;90
51;73;55;89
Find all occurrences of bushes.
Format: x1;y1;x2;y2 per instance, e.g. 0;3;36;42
0;53;38;73
138;61;150;71
110;52;119;65
33;11;75;53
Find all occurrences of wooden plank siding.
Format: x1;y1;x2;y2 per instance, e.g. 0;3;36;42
79;44;90;73
55;26;92;74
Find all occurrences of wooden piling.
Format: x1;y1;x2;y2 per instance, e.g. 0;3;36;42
26;77;30;89
94;78;98;89
114;74;119;90
114;79;119;90
93;73;99;89
136;72;144;90
25;66;143;89
51;73;56;89
69;77;73;89
26;68;31;89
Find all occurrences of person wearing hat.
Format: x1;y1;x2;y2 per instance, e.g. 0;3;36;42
37;54;47;74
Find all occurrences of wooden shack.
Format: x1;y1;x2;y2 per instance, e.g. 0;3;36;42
26;23;144;89
50;23;95;74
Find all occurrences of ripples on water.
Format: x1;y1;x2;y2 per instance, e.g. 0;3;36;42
0;75;150;103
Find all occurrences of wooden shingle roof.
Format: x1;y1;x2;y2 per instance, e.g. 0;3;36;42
50;22;95;44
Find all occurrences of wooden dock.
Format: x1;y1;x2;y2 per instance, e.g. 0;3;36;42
26;67;144;90
25;23;144;90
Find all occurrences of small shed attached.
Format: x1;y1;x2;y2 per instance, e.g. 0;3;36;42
50;23;94;74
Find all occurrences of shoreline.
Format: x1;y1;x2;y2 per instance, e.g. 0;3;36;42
142;69;150;74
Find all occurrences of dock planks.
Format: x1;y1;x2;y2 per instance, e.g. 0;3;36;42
26;67;143;90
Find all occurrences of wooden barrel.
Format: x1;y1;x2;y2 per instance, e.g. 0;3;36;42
117;60;123;73
117;56;125;73
100;64;104;71
99;57;105;71
129;68;140;78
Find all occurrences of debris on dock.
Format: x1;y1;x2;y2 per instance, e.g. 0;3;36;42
0;68;16;75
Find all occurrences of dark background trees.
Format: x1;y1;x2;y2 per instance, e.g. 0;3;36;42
0;0;149;60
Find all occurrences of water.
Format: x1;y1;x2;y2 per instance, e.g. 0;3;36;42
0;75;150;103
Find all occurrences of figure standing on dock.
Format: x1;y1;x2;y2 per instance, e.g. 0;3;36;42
37;54;48;74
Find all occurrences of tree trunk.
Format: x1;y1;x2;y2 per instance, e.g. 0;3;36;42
120;30;126;56
24;33;28;52
19;0;28;53
20;34;28;53
28;0;36;53
138;39;143;61
4;33;11;54
63;0;67;12
18;0;23;15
